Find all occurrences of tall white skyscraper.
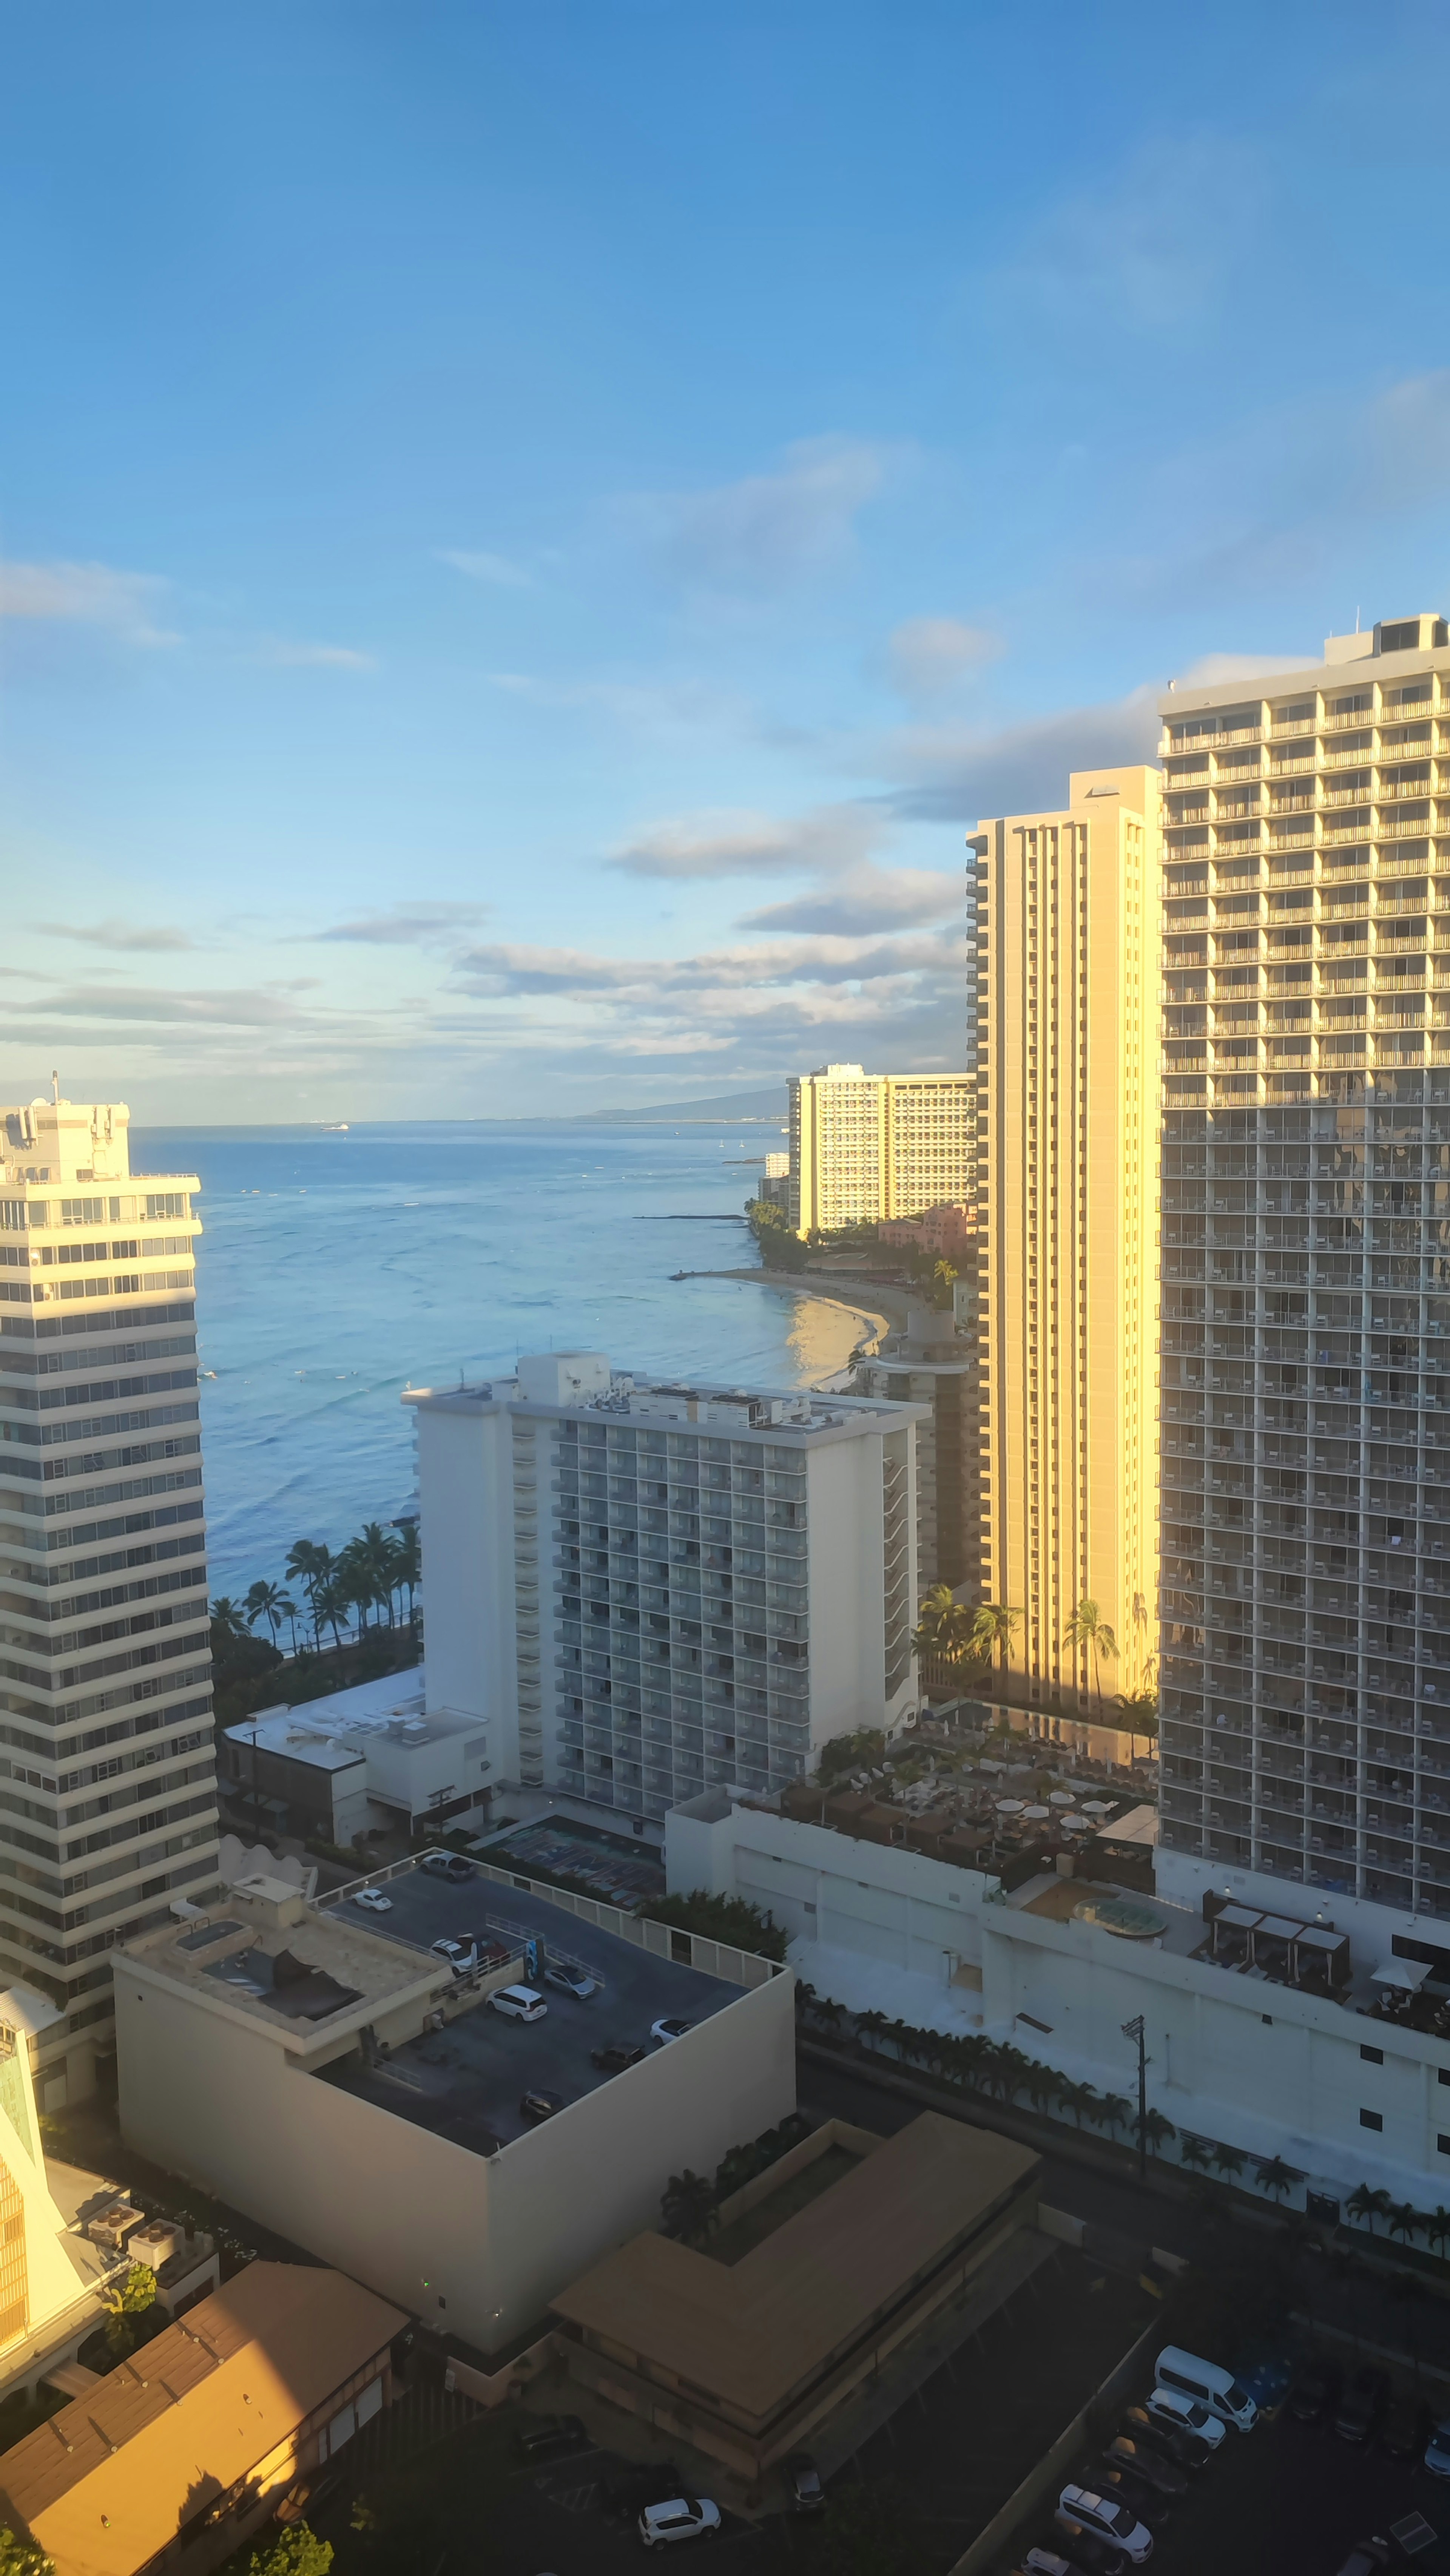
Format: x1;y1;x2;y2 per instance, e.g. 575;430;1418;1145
0;1094;217;2108
1156;613;1450;1946
406;1352;924;1821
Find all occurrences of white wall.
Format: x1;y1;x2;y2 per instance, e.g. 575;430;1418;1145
666;1797;987;1982
115;1963;796;2353
805;1428;917;1749
412;1400;518;1774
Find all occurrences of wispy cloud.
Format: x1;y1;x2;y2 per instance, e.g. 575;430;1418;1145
886;617;1001;704
623;435;891;595
437;547;535;589
608;802;880;882
0;558;177;647
260;639;378;671
486;669;748;740
991;134;1267;337
311;902;489;947
32;917;196;953
738;864;961;937
883;684;1165;825
7;982;324;1027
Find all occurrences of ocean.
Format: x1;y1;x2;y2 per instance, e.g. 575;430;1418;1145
131;1121;883;1603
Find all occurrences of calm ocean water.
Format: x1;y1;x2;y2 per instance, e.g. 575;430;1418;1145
131;1121;880;1602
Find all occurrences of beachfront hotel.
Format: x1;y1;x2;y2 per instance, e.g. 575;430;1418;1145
1156;613;1450;1944
787;1066;974;1238
0;1093;218;2108
404;1351;926;1824
969;764;1160;1720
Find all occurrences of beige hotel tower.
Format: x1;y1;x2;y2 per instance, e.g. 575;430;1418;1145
969;766;1160;1717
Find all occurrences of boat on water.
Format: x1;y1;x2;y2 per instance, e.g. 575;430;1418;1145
323;1122;349;1132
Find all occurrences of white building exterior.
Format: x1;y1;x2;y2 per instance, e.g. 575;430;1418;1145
404;1353;924;1824
0;1093;218;2107
788;1065;974;1237
220;1666;490;1846
669;1788;1450;2215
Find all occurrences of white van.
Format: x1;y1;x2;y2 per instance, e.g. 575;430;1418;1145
1154;2345;1257;2432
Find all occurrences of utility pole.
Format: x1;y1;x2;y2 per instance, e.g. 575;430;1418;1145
1123;2014;1148;2184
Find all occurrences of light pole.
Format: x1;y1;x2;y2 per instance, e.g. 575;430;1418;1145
1123;2014;1148;2183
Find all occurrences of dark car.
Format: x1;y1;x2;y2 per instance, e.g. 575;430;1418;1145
515;2414;589;2462
600;2459;683;2520
1092;2461;1173;2528
1334;2366;1390;2444
591;2040;648;2072
1119;2404;1210;2473
1043;2520;1129;2576
1288;2358;1342;2425
1334;2547;1389;2576
1231;2344;1294;2420
519;2087;565;2124
1101;2436;1187;2501
1381;2392;1427;2459
787;2453;825;2511
420;1850;473;1883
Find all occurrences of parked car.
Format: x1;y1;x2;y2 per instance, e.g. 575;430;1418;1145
1380;2393;1426;2460
1425;2415;1450;2479
430;1936;479;1977
519;2087;565;2124
1118;2405;1208;2474
786;2453;824;2511
1334;2366;1390;2445
1334;2546;1389;2576
544;1962;599;2000
1139;2388;1225;2456
591;2039;647;2071
1056;2485;1154;2565
600;2460;683;2521
1154;2345;1257;2433
1287;2358;1341;2425
638;2496;722;2548
1092;2464;1173;2530
651;2016;693;2045
351;1887;393;1913
1101;2437;1187;2502
515;2415;589;2462
420;1851;473;1883
1037;2526;1128;2576
489;1984;548;2023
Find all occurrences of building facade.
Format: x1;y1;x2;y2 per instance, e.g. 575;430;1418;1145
0;1094;217;2107
405;1352;924;1821
970;766;1160;1715
1157;614;1450;1940
787;1066;973;1237
853;1310;978;1594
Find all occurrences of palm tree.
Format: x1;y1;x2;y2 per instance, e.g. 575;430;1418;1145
1347;2183;1392;2237
244;1579;294;1650
1141;2108;1177;2158
393;1521;421;1626
312;1569;349;1652
1254;2154;1295;2205
1114;1687;1160;1747
1422;2206;1450;2263
913;1584;978;1676
358;1522;401;1627
1057;2078;1095;2130
1178;2134;1212;2178
1062;1598;1119;1714
285;1540;333;1649
1388;2201;1426;2250
1023;2062;1058;2119
1097;2093;1132;2141
1210;2141;1245;2184
856;2009;889;2050
971;1603;1021;1682
210;1596;247;1643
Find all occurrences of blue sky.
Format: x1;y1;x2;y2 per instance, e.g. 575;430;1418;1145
5;0;1450;1120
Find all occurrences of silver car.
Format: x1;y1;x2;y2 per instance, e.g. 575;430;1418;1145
638;2497;722;2548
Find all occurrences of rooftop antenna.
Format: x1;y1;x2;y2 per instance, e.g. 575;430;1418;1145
50;1070;59;1105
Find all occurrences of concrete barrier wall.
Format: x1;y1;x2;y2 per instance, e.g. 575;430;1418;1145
946;2321;1159;2576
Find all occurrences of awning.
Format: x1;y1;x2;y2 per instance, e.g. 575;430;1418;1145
1372;1957;1432;1992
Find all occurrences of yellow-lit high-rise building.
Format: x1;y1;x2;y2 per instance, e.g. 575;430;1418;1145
788;1066;973;1237
969;766;1160;1716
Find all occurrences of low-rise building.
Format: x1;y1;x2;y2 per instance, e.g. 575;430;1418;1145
0;2260;405;2576
219;1665;490;1846
551;2110;1038;2478
115;1860;795;2356
876;1203;973;1257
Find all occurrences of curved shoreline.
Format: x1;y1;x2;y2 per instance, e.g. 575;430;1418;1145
671;1264;902;1361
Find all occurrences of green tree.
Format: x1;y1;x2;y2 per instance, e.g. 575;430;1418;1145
930;1258;958;1310
1178;2135;1212;2177
1141;2108;1177;2158
101;2260;158;2357
1062;1598;1119;1713
970;1602;1021;1680
1097;2093;1133;2140
1210;2141;1245;2183
285;1541;333;1649
1423;2206;1450;2262
1388;2200;1426;2249
245;2527;333;2576
244;1580;294;1651
1348;2182;1392;2237
393;1522;421;1624
643;1889;788;1963
661;2170;716;2243
1254;2155;1295;2206
913;1583;978;1674
1114;1687;1160;1744
311;1569;349;1652
210;1596;247;1644
0;2530;54;2576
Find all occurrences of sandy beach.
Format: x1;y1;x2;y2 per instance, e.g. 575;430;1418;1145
673;1265;907;1370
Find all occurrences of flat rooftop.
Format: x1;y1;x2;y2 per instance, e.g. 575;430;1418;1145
223;1665;465;1772
314;1868;741;2151
124;1895;444;2045
408;1364;924;1445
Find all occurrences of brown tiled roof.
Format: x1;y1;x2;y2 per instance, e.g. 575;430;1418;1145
0;2261;406;2576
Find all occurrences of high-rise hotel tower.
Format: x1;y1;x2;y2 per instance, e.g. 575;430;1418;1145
969;766;1160;1717
1157;614;1450;1937
0;1095;218;2107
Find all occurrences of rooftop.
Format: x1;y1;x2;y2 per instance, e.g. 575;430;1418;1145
123;1886;446;2053
406;1349;925;1442
0;2261;404;2576
313;1868;741;2152
223;1665;471;1773
550;2111;1038;2429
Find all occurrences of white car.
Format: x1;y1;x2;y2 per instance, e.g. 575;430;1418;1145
489;1984;548;2024
650;2016;693;2045
1143;2385;1225;2452
430;1936;478;1977
1057;2484;1154;2564
352;1887;392;1914
638;2497;721;2549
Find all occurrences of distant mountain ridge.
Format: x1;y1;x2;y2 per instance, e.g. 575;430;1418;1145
572;1086;786;1124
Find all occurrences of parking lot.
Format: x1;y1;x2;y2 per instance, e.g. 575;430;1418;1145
319;1860;741;2148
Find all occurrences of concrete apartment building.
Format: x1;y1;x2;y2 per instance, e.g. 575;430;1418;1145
0;1094;217;2108
853;1306;978;1595
404;1352;924;1823
969;766;1161;1717
787;1065;973;1237
220;1666;490;1847
1157;611;1450;1948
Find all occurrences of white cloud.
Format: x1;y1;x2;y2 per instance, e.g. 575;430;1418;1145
993;134;1266;335
7;982;325;1028
624;435;890;595
886;617;1002;704
32;918;195;953
0;558;177;646
437;548;535;590
261;639;378;671
312;903;489;947
609;802;881;882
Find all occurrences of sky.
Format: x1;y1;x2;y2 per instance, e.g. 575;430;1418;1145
5;0;1450;1122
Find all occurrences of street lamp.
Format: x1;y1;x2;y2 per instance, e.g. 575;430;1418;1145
1122;2014;1148;2184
